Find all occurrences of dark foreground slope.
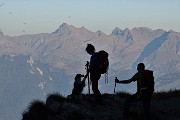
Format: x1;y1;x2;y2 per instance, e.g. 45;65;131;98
22;90;180;120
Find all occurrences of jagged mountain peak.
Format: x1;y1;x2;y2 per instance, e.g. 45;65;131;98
51;23;93;37
112;27;158;36
111;27;123;36
121;28;133;41
58;23;73;29
96;30;105;36
80;26;86;30
168;29;176;33
61;23;69;27
124;28;130;32
52;23;76;35
167;30;180;37
79;26;93;33
132;27;152;32
154;29;166;34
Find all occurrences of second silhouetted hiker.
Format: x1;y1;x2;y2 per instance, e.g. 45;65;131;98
115;63;154;120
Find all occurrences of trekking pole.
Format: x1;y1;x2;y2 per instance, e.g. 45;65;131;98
138;99;141;120
106;72;108;83
105;72;108;84
85;61;91;99
113;77;117;100
139;102;141;120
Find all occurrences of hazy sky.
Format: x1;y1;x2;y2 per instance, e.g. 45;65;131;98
0;0;180;36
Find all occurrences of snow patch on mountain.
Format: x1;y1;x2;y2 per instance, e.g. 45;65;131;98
132;31;169;70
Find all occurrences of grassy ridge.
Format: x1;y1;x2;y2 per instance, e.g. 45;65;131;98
115;89;180;99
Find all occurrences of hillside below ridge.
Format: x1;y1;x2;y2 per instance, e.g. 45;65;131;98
22;90;180;120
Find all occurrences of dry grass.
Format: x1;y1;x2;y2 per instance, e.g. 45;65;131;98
115;89;180;100
115;91;132;98
152;89;180;100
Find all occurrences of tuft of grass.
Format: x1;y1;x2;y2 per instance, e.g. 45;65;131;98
22;100;48;120
153;89;180;100
46;93;66;115
115;89;180;100
102;93;111;97
115;91;132;98
46;93;66;108
27;100;47;112
46;93;65;102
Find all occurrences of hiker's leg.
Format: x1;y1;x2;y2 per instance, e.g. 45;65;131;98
90;73;102;102
123;93;139;117
91;80;102;102
142;95;151;120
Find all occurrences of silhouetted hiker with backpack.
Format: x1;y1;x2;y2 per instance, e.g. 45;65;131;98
72;74;86;102
115;63;154;120
84;44;109;103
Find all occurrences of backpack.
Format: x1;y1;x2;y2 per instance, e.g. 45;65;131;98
142;70;155;94
98;50;109;74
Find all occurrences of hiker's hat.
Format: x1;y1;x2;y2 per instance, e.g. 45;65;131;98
75;74;84;80
86;44;95;52
137;63;145;70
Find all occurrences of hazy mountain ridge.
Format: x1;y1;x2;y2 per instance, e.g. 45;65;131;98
1;23;180;90
0;23;180;120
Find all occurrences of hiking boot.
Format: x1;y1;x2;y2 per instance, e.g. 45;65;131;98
96;101;105;106
96;97;104;105
123;115;129;120
123;112;129;120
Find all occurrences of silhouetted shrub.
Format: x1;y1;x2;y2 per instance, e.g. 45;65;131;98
46;93;65;115
22;100;49;120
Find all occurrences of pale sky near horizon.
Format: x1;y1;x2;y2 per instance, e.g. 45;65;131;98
0;0;180;36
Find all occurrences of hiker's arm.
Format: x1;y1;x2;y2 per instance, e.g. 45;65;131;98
120;73;139;83
115;73;138;84
115;79;133;84
81;79;86;87
120;79;133;84
84;61;94;79
84;66;91;80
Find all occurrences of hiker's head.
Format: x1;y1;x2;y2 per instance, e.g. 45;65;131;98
86;44;95;55
75;74;84;81
137;63;145;72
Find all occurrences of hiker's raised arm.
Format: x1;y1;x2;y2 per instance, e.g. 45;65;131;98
121;79;133;84
80;78;86;87
84;64;91;79
84;60;92;80
116;79;133;84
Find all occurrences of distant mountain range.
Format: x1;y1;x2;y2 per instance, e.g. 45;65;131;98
0;23;180;120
